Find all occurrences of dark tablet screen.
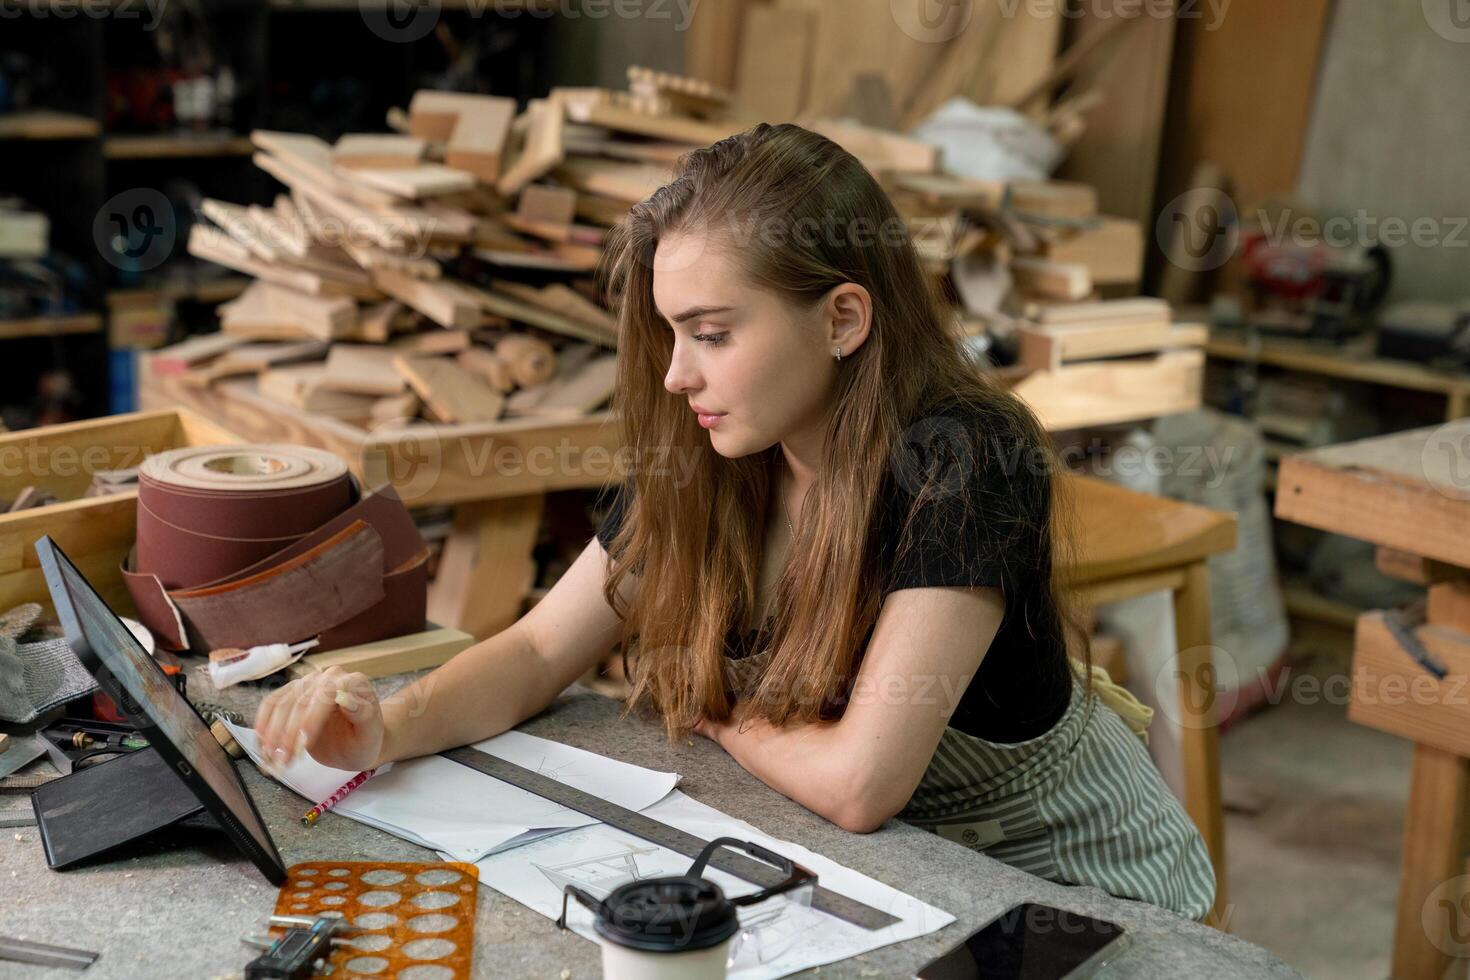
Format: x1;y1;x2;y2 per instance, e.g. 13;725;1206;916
36;535;285;884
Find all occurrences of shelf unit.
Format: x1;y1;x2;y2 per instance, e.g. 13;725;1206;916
1;1;560;420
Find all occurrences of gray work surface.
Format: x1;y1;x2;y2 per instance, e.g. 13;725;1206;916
1;677;1301;979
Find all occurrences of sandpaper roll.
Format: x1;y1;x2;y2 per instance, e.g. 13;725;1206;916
123;470;429;655
136;444;354;588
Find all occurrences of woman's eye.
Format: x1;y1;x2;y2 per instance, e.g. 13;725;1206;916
694;332;728;346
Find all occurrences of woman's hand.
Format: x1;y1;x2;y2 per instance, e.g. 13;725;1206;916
253;666;384;773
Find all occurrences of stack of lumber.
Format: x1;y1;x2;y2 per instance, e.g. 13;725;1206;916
167;63;1195;435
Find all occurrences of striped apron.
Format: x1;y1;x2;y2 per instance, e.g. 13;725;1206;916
725;651;1217;921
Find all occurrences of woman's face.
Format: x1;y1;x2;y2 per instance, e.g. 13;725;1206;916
652;229;849;460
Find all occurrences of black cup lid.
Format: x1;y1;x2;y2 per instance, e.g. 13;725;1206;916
592;875;740;953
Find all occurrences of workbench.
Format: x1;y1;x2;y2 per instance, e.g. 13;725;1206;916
1276;420;1470;980
2;676;1297;979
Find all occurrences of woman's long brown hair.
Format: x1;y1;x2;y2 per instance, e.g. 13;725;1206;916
599;123;1086;742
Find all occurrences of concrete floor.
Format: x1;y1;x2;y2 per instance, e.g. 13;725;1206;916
1217;626;1430;979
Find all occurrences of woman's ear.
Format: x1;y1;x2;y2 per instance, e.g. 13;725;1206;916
825;282;873;357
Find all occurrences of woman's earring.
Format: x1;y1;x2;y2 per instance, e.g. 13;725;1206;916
834;347;843;363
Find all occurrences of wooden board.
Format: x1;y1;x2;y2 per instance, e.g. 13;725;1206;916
1351;611;1470;757
392;354;506;424
445;96;517;183
0;409;239;615
1009;349;1203;431
460;282;616;347
1275;422;1470;568
346;165;476;200
1156;0;1331;218
560;91;743;147
735;4;814;122
809;119;938;175
373;269;484;330
333;134;426;170
1055;0;1179;227
1017;320;1185;371
321;345;407;396
553;157;672;204
1010;257;1092;301
287;626;474;679
1041;217;1144;285
497;98;566;197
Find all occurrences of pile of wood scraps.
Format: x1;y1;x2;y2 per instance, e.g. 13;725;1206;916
1005;298;1207;430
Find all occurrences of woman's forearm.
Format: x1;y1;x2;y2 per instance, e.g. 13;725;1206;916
373;625;552;767
706;716;872;830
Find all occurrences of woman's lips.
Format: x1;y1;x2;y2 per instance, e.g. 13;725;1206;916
696;412;726;429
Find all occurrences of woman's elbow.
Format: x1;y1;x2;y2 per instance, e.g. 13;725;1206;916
832;806;889;834
828;786;902;834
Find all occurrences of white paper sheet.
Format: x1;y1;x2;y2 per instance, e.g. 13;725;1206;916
469;789;955;979
222;723;680;861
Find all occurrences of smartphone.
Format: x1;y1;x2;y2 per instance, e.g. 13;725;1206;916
915;903;1131;980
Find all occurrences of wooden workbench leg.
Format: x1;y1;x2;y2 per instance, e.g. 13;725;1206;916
1391;743;1470;980
1446;387;1469;422
427;494;544;640
1172;560;1229;930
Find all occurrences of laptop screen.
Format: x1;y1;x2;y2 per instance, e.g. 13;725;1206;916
38;536;285;882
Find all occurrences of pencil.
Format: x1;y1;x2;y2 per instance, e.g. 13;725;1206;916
301;768;378;826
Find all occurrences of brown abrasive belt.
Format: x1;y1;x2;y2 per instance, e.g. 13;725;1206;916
121;444;428;653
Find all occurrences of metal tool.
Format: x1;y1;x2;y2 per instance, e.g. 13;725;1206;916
439;745;900;931
0;935;99;971
0;734;46;780
242;915;360;980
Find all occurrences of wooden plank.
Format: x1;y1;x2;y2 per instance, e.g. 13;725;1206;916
1352;610;1470;758
1377;548;1469;587
1275;422;1470;568
517;184;576;228
333;134;426;170
809;119;939;175
519;354;618;418
460;281;617;347
1009;349;1203;431
1427;581;1470;635
1034;297;1170;327
554;157;671;205
320;345;407;396
345;164;476;200
373;269;484;330
735;4;814;122
1156;0;1331;220
392;354;506;423
287;626;474;679
1172;561;1229;928
1041;217;1144;285
1389;743;1470;980
1009;180;1099;219
1017;319;1177;370
497;98;566;197
427;495;544;638
561;92;744;147
0;109;100;140
682;0;751;90
445;96;517;183
1010;257;1092;301
1055;0;1179;226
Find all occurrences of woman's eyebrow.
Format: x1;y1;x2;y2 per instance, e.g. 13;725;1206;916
663;304;735;324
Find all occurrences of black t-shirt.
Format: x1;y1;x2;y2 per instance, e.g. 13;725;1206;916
593;404;1072;744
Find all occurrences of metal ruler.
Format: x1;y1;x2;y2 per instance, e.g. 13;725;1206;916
0;936;99;971
440;746;900;931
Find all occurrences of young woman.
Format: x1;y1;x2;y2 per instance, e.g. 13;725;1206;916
254;123;1215;920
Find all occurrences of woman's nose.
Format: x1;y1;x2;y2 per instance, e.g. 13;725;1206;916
664;341;700;395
